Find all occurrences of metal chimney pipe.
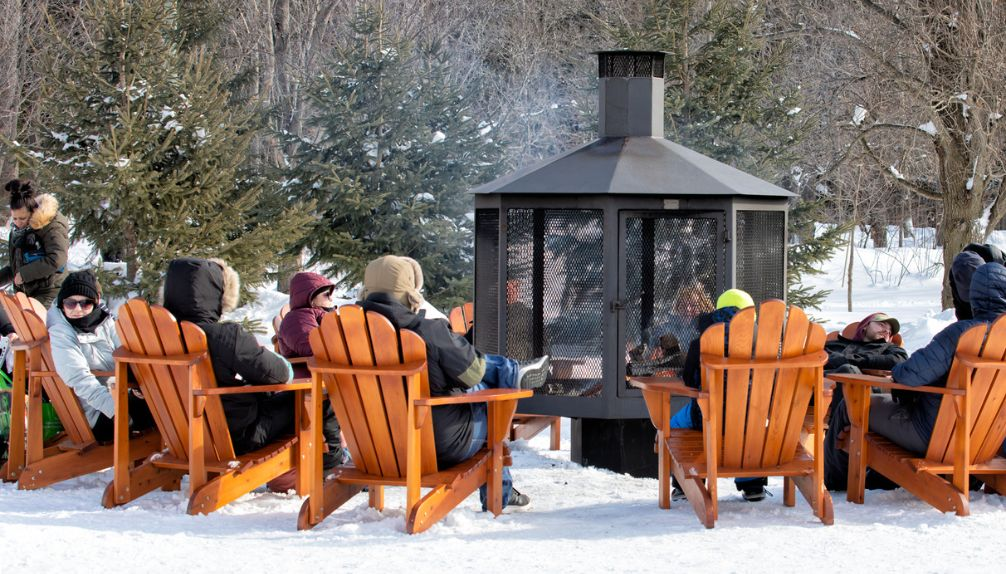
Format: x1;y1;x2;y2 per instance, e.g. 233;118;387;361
597;51;665;138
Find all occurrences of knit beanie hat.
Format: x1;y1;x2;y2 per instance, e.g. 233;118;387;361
715;288;754;310
359;255;426;312
57;269;101;308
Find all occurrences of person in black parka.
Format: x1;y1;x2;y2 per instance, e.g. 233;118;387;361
161;258;295;457
824;262;1006;490
950;243;1005;320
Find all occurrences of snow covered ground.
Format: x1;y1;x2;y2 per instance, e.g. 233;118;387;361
4;233;1006;573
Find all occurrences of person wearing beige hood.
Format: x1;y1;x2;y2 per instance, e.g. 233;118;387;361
360;255;549;509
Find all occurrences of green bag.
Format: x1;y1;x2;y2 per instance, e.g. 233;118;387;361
0;370;64;445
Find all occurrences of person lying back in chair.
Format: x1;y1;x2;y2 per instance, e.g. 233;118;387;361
48;270;154;442
359;255;550;509
824;262;1006;491
825;312;908;375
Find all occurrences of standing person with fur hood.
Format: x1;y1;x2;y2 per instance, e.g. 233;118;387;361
0;179;69;337
0;179;69;307
161;258;296;459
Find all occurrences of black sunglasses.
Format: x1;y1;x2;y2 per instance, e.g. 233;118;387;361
63;298;95;310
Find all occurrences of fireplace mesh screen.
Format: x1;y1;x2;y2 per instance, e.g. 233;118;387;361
506;208;605;397
736;211;786;305
623;214;721;385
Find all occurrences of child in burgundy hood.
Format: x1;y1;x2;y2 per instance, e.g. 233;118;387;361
278;271;336;365
273;271;345;487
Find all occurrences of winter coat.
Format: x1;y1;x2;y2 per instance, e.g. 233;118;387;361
362;292;486;467
824;336;908;372
892;262;1006;441
673;307;744;430
162;258;292;444
0;193;70;307
278;272;332;359
46;305;118;427
681;306;743;390
950;244;1005;320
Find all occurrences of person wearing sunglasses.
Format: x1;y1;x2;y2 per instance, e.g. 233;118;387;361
46;269;153;441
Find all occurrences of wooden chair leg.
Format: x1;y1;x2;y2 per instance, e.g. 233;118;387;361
783;477;795;507
369;485;384;510
549;417;561;451
844;385;869;505
657;432;670;510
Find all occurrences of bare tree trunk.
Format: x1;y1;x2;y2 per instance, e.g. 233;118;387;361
0;0;24;180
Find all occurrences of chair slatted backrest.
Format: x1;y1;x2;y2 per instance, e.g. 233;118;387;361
826;321;904;347
115;299;235;463
701;300;825;468
925;315;1006;465
448;302;474;335
271;304;291;352
0;292;93;444
309;305;438;478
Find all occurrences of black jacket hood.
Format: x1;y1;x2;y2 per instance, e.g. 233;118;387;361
361;292;426;330
969;262;1006;320
163;258;225;324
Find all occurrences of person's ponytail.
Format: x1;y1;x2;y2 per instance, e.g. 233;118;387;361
5;179;39;212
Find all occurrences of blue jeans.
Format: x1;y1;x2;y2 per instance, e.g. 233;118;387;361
670;400;760;487
463;354;517;509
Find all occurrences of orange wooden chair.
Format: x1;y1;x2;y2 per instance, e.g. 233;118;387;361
630;300;833;527
103;298;311;514
270;303;291;352
297;305;531;533
829;314;1006;516
0;292;160;488
449;301;562;451
826;321;904;347
448;301;474;335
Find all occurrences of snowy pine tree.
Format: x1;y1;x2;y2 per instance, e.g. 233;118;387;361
5;0;311;298
286;6;503;308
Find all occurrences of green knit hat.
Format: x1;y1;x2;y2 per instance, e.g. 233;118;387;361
715;289;754;310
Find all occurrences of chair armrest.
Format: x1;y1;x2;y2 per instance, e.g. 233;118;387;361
828;372;964;396
192;381;313;396
414;388;532;406
10;338;47;352
627;376;703;398
861;369;892;377
287;356;309;365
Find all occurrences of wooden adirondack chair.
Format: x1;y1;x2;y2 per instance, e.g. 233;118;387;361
829;315;1006;516
827;321;904;347
0;292;160;488
297;305;532;533
103;298;312;514
270;303;291;352
629;300;833;528
448;302;474;335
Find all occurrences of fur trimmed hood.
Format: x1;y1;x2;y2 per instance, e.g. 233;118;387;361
29;194;59;230
162;257;240;324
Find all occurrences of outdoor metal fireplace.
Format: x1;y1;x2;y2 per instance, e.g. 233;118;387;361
470;51;794;476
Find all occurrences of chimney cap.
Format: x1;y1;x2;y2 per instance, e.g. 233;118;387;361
594;51;667;79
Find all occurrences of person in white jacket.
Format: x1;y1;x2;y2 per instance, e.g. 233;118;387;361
46;270;153;442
